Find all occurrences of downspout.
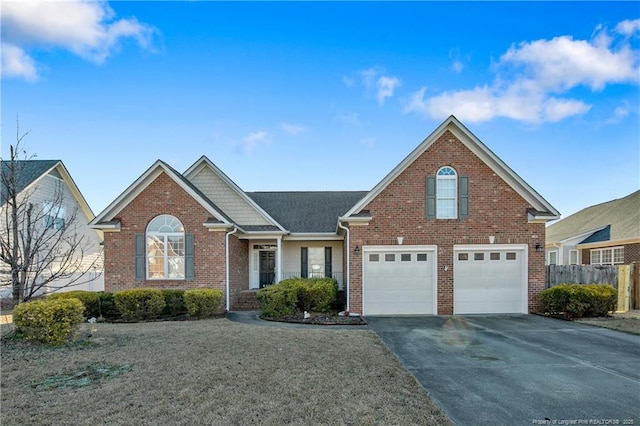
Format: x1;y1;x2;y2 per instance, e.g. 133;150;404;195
225;226;238;312
337;220;350;312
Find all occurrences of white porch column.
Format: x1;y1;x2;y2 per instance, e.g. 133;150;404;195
276;236;282;283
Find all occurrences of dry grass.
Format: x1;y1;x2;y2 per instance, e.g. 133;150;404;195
576;310;640;335
1;319;452;425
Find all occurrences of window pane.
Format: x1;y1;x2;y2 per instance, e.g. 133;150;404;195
401;254;411;262
602;249;612;264
591;250;601;264
474;253;484;261
417;253;428;261
147;236;165;278
506;252;517;260
369;254;379;262
570;250;578;265
490;253;500;261
385;254;395;262
437;199;456;219
168;256;185;278
613;248;624;264
458;253;468;261
549;252;557;265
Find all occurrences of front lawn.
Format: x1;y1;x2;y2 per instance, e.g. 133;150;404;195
1;319;452;425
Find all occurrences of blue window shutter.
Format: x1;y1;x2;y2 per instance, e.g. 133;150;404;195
301;247;308;278
324;247;332;278
459;176;469;219
185;234;195;281
426;176;436;219
135;234;145;281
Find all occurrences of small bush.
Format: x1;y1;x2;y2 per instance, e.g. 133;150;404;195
113;289;166;321
257;277;338;318
538;283;616;319
13;298;85;345
161;289;187;317
97;292;121;320
183;288;224;318
49;291;101;319
256;283;298;318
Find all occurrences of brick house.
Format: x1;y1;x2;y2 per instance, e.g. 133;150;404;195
545;190;639;266
90;116;559;315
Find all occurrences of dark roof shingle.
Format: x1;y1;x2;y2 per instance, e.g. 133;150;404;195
1;160;60;205
247;191;367;233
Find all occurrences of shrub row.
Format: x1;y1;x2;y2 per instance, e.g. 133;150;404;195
538;284;616;319
256;277;338;318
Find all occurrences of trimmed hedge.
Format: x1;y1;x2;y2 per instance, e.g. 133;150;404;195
183;289;224;318
49;291;101;319
161;289;188;317
14;298;85;345
256;277;338;318
113;289;166;321
97;292;121;320
538;284;616;319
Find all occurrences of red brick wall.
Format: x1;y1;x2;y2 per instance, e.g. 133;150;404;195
348;130;546;314
624;243;640;264
229;234;249;310
104;172;226;293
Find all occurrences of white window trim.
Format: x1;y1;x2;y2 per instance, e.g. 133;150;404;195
569;249;579;265
146;215;186;280
436;166;457;219
590;246;624;265
547;250;558;265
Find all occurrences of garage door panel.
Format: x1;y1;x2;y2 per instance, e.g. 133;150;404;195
454;245;526;314
363;246;436;316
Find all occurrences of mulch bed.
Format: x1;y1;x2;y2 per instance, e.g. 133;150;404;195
260;312;367;326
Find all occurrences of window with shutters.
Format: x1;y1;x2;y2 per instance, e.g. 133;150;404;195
146;215;185;279
427;167;468;220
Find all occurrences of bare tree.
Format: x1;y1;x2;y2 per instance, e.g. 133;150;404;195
0;124;101;304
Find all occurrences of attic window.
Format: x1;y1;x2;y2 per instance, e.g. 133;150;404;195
436;167;457;219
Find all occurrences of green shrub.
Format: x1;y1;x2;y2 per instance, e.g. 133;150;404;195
257;277;338;318
183;288;224;318
13;298;85;345
97;292;121;320
161;289;187;317
538;283;616;319
256;283;298;318
49;291;101;319
113;289;166;321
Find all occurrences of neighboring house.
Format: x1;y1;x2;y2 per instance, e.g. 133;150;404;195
545;190;640;266
0;160;104;295
90;116;559;315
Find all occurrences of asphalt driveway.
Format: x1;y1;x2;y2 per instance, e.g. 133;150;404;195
367;315;640;426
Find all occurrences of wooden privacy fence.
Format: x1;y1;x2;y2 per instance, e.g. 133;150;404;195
546;263;640;311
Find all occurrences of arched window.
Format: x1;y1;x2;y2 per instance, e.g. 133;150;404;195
436;167;457;219
146;215;185;279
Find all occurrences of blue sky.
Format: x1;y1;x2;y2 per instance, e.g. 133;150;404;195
2;1;639;220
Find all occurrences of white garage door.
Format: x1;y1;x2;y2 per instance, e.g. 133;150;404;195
454;245;527;314
363;246;437;315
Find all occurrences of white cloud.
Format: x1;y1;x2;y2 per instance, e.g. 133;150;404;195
1;43;38;81
335;111;361;126
360;137;375;148
615;19;640;37
242;131;272;154
280;123;307;136
376;76;402;105
1;0;156;80
449;48;464;73
405;20;639;124
353;66;402;105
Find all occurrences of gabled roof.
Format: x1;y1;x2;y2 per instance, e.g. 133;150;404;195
1;160;59;205
247;191;368;233
1;159;96;224
184;156;285;231
546;190;640;243
90;160;233;229
343;115;560;221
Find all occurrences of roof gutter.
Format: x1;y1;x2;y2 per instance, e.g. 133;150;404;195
225;226;239;312
337;220;350;312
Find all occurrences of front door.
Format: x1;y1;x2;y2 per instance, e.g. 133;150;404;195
259;251;276;288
